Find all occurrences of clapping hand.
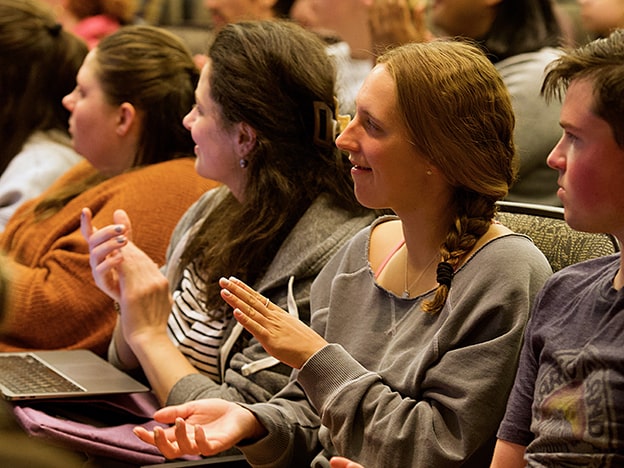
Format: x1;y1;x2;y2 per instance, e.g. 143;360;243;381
219;277;328;369
80;207;130;302
81;207;172;340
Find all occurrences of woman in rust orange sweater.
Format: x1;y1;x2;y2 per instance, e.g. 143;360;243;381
0;25;216;356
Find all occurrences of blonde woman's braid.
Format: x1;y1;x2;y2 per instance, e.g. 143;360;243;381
422;201;494;314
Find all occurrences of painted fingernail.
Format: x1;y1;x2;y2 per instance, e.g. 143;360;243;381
114;225;123;233
116;236;125;244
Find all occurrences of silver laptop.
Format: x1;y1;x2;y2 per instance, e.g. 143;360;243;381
0;349;149;401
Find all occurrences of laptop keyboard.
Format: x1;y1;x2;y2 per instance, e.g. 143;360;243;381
0;354;84;394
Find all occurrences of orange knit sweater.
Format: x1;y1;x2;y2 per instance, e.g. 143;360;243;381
0;158;217;356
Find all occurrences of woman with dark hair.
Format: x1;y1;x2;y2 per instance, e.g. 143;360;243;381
0;25;215;355
82;20;374;407
133;38;551;467
0;0;87;229
370;0;565;206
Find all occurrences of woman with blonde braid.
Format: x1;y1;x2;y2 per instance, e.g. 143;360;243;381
135;39;552;467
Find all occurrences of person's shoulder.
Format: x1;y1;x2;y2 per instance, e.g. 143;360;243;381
290;196;376;252
369;215;401;245
177;185;229;221
129;158;208;183
12;133;82;173
529;254;620;325
326;41;350;59
495;47;563;88
368;215;402;270
55;159;96;182
138;157;196;173
466;233;552;275
119;158;217;198
331;214;386;254
549;252;620;283
497;46;562;68
479;232;545;256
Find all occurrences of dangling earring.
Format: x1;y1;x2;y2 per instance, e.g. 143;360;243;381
239;158;249;168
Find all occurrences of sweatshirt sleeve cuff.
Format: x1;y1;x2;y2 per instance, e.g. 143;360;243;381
297;343;373;412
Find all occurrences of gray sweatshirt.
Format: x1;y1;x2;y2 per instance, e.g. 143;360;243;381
238;218;552;467
163;187;377;405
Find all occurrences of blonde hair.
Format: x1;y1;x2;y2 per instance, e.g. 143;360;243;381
378;39;517;313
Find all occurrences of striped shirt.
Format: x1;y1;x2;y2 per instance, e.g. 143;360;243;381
167;262;232;383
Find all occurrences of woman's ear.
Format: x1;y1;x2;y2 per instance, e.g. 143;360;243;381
115;102;137;136
235;122;258;159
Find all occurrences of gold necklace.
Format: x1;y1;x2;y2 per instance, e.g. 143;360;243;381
403;247;438;299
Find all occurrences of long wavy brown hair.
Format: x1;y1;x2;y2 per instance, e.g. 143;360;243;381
177;20;367;317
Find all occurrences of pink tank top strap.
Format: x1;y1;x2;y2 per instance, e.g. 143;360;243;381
374;239;406;279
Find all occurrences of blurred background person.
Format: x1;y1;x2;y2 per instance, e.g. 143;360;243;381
290;0;375;116
0;0;88;230
555;0;591;45
577;0;624;38
182;0;296;71
43;0;139;49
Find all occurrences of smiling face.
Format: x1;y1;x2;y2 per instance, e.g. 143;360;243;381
336;64;436;214
183;61;248;200
546;78;624;237
62;49;135;175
